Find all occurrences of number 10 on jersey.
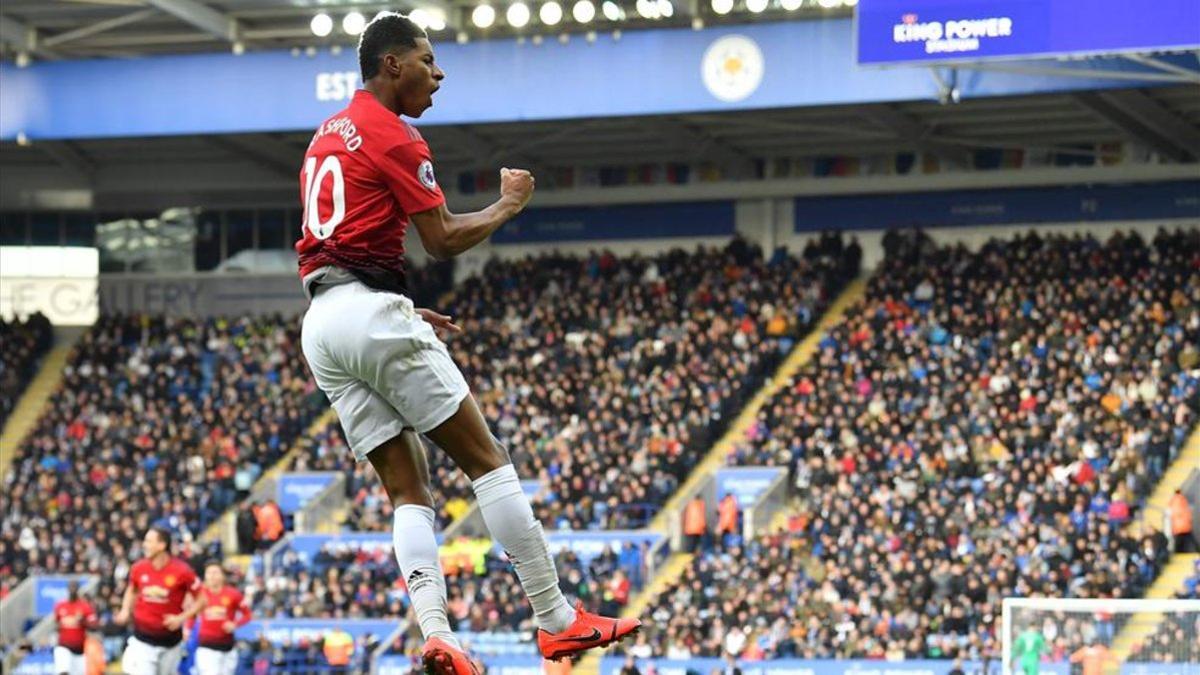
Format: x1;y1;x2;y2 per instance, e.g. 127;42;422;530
302;155;346;240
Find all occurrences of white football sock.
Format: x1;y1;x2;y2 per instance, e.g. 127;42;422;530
472;463;576;633
392;504;460;648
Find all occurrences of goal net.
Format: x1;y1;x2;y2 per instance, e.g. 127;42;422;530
1002;599;1200;675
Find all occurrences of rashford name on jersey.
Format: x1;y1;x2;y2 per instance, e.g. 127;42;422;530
310;115;363;152
295;90;446;296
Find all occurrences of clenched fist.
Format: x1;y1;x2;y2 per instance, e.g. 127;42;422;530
500;167;535;212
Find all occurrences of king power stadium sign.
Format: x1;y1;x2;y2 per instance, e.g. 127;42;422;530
856;0;1200;65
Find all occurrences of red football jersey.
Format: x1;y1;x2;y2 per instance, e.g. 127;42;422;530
196;585;251;649
129;557;199;643
54;598;96;652
296;89;446;292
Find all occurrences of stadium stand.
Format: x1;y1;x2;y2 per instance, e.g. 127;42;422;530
1129;617;1200;664
5;3;1200;673
234;634;378;674
1127;559;1200;663
631;227;1200;661
1132;614;1200;662
0;312;53;431
290;239;859;535
0;314;326;593
0;239;854;664
223;240;856;666
254;538;644;626
2;227;1197;674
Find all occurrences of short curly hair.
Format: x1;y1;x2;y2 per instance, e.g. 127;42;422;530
358;12;428;81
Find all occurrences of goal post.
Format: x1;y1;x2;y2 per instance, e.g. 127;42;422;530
1001;598;1200;675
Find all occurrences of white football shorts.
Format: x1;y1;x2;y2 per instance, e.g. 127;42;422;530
301;279;470;461
120;636;182;675
195;646;239;675
53;646;85;675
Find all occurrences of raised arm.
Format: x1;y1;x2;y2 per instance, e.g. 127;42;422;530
410;168;533;260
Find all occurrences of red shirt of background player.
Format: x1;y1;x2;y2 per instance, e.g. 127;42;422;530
295;90;446;294
196;585;252;650
54;597;98;653
129;556;199;645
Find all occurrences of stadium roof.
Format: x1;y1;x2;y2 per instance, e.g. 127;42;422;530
4;87;1198;169
0;0;852;60
2;4;1197;210
2;87;1197;211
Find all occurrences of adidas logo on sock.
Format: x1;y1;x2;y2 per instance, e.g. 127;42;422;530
408;569;434;591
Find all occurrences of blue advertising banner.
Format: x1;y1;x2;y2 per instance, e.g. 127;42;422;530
381;655;545;675
492;202;734;244
18;650;1192;675
13;650;54;675
600;658;1200;672
599;658;1003;675
277;530;661;568
277;472;339;514
33;576;92;617
234;618;397;644
714;467;785;507
857;0;1200;65
545;530;663;563
280;532;394;566
793;181;1200;232
457;632;538;656
377;654;415;675
480;656;548;675
598;662;1198;675
1121;665;1200;675
0;20;1177;141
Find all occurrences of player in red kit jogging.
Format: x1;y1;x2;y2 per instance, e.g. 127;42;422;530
115;527;204;675
53;581;98;675
297;12;639;675
193;563;252;675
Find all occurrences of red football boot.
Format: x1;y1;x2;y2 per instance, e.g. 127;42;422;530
422;636;481;675
537;603;642;661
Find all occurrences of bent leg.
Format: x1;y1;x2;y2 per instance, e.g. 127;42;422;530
423;395;509;480
368;428;435;509
426;397;575;634
341;289;574;634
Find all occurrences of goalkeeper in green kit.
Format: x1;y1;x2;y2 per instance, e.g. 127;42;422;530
1012;624;1050;675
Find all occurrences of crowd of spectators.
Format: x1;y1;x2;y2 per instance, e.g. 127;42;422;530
634;228;1200;661
1;238;854;675
0;261;458;595
1129;557;1200;663
293;239;858;534
13;227;1199;671
233;633;380;674
457;240;856;530
0;311;53;429
1131;612;1200;663
1180;558;1200;600
0;314;325;594
251;537;646;631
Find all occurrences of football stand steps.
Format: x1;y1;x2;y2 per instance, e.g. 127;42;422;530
0;328;85;474
576;276;871;675
1108;423;1200;663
